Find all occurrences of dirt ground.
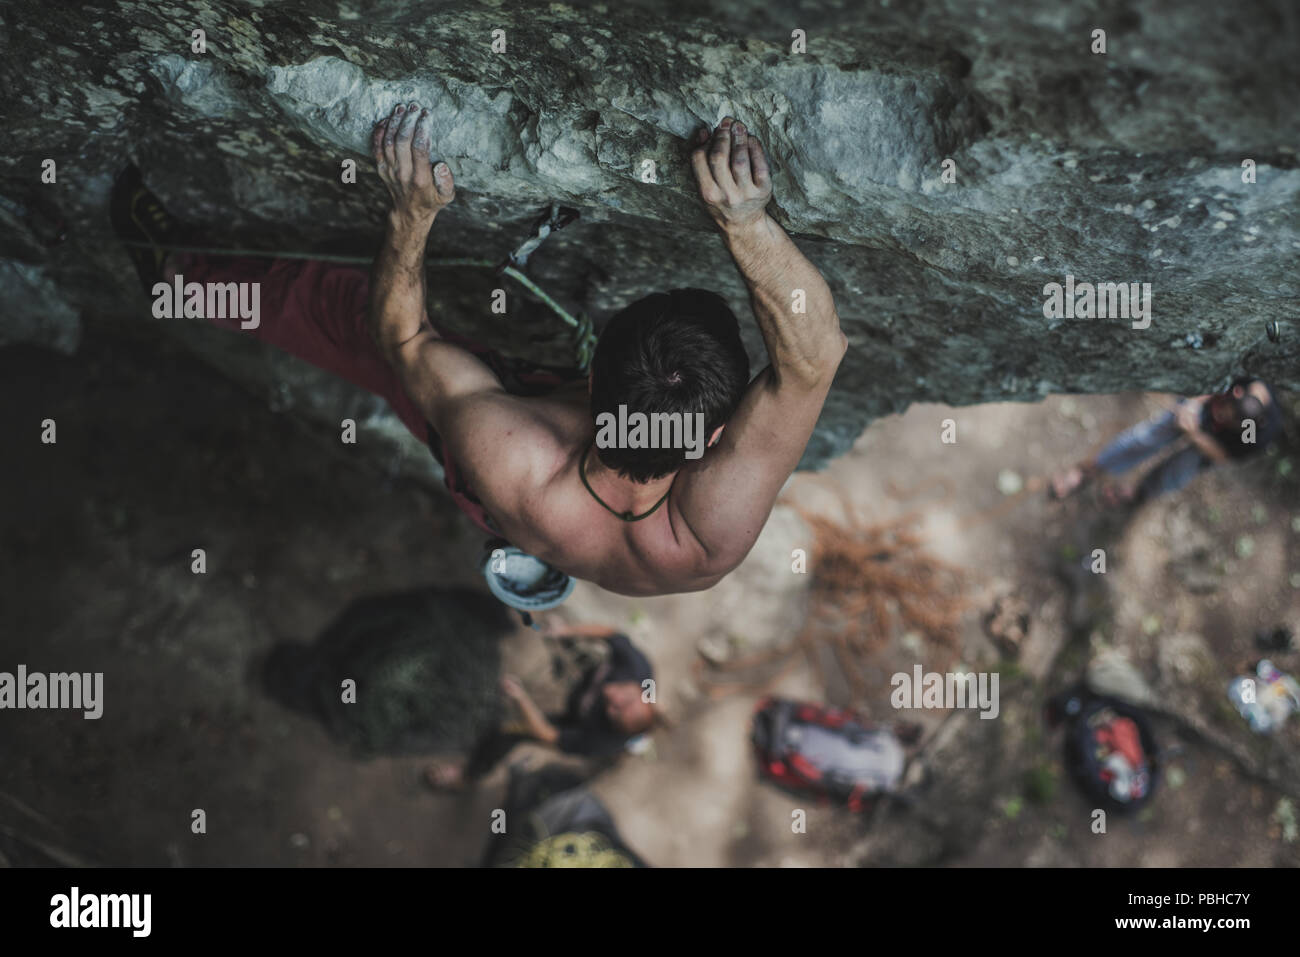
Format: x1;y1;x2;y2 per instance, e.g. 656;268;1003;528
1;325;1297;867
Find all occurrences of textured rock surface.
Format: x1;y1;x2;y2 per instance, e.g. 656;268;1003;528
1;0;1297;473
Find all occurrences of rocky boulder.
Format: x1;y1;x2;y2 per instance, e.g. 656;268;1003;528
2;0;1296;475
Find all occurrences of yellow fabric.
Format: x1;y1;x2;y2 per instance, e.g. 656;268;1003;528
515;831;634;868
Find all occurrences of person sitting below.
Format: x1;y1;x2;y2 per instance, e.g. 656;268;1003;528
426;623;655;789
1052;378;1283;505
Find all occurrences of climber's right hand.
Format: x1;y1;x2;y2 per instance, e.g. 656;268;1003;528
690;117;772;230
372;101;456;228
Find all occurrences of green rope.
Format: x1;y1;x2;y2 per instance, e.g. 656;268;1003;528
121;240;595;367
497;265;580;332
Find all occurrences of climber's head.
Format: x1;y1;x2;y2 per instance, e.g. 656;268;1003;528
588;289;750;482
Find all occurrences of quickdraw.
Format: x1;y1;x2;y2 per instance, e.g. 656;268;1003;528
120;202;597;371
496;204;580;272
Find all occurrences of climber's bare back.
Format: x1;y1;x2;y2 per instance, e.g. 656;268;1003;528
367;101;845;597
440;383;731;596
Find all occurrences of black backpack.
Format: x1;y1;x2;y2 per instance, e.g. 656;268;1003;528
1058;691;1159;813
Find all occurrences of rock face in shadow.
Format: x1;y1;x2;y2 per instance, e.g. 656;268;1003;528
263;587;511;755
1;0;1296;472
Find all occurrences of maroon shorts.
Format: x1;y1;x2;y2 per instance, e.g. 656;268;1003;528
175;254;579;537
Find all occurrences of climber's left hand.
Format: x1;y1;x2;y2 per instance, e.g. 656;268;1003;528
372;101;456;228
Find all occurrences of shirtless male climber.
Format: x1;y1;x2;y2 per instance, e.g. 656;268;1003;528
369;102;845;596
117;101;845;596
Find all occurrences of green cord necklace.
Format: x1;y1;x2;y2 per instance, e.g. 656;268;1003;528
579;442;670;522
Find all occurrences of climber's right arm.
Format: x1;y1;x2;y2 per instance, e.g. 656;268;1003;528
667;120;845;576
688;118;846;389
719;213;847;385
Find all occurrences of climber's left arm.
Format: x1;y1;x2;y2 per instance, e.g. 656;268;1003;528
368;102;508;411
368;102;560;522
367;102;460;358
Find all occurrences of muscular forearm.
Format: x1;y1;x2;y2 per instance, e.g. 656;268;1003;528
721;214;845;387
368;211;436;362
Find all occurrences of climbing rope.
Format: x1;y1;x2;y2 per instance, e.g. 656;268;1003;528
121;203;597;370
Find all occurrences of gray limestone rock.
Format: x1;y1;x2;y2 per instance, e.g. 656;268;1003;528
1;0;1296;471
